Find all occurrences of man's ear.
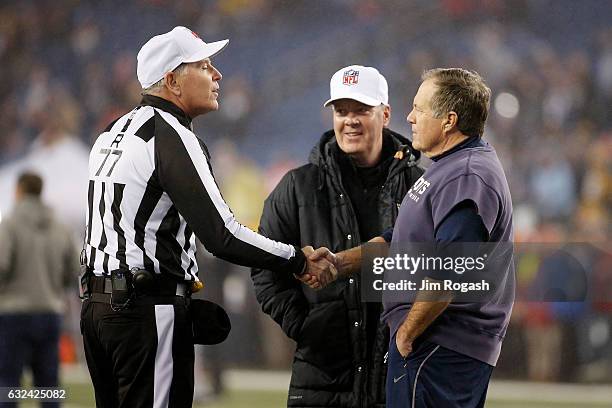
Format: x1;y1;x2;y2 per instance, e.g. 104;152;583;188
443;111;458;134
164;71;181;96
382;104;391;127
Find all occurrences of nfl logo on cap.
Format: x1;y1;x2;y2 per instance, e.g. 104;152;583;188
324;65;388;107
343;69;359;86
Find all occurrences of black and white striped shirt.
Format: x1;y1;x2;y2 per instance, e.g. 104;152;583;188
85;95;305;281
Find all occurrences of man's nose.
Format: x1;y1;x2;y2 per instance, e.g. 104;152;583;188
407;110;415;124
213;66;222;81
344;113;360;126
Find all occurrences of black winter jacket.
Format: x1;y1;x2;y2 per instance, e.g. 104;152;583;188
251;129;423;407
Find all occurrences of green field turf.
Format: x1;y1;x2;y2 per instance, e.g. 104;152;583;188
15;383;612;408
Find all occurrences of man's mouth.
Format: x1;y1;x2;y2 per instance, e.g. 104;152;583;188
344;132;362;137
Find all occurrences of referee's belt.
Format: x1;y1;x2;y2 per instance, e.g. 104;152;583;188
89;274;188;297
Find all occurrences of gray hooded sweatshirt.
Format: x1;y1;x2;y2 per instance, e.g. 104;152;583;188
0;197;78;314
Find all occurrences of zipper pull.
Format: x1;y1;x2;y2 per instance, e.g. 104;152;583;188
384;351;389;364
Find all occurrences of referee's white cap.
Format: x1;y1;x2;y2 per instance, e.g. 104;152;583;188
137;26;229;89
324;65;388;107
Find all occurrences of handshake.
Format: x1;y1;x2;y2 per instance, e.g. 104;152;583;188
297;246;339;290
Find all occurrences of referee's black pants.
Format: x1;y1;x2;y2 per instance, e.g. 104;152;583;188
80;299;194;408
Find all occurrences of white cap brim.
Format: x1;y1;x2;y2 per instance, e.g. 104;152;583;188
323;93;383;107
183;39;229;64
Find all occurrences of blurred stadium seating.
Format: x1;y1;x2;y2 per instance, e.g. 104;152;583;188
0;0;610;394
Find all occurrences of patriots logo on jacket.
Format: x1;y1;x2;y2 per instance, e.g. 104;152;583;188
343;69;359;85
407;176;431;203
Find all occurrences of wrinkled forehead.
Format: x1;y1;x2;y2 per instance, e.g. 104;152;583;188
414;79;438;104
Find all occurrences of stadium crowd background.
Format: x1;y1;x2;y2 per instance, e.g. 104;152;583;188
0;0;610;390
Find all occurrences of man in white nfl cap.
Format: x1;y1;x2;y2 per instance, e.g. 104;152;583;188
251;65;423;407
80;26;336;408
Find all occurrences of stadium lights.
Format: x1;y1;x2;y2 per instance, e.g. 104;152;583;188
494;92;520;119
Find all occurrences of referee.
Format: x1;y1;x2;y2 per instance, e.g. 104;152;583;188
80;26;332;408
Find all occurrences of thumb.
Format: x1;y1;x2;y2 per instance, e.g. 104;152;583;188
301;246;315;256
310;247;336;265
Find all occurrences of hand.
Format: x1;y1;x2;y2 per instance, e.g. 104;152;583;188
295;246;320;288
295;246;338;289
395;328;414;359
307;246;338;288
309;246;337;266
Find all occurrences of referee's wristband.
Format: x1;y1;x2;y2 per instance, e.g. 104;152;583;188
291;246;307;277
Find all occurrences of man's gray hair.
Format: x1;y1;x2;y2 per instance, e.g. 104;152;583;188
422;68;491;138
142;63;189;94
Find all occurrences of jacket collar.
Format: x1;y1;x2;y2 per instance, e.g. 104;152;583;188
430;136;485;162
331;132;395;176
139;94;192;129
309;128;420;190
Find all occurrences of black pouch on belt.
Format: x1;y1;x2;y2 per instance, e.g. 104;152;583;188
111;270;131;306
190;299;231;345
